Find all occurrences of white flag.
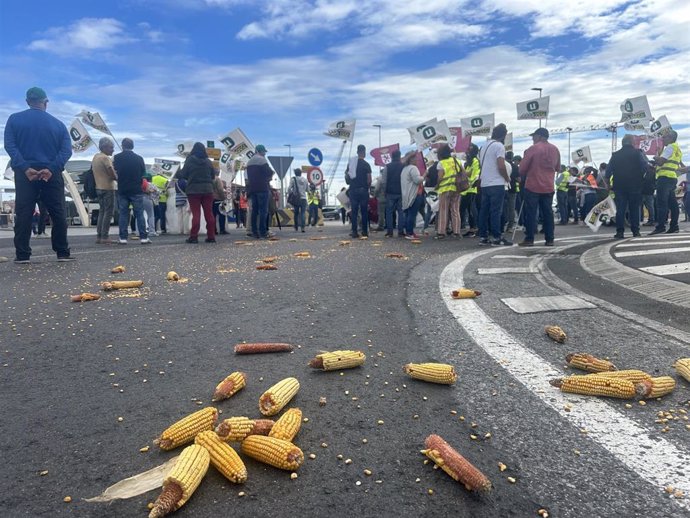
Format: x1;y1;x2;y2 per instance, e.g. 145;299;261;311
152;158;180;175
324;119;356;141
619;95;652;123
571;146;593;164
460;114;494;138
649;115;672;137
219;152;238;183
4;162;14;181
78;110;112;135
69;119;94;153
504;132;513;152
585;195;617;232
516;96;550;120
624;119;647;131
408;118;450;149
219;128;255;162
175;141;195;157
408;118;436;145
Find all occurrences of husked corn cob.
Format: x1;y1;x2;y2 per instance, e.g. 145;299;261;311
149;444;209;518
166;271;180;281
403;363;457;385
385;252;406;259
584;369;652;384
550;375;635;399
674;358;690;382
155;407;218;450
268;408;302;442
256;264;278;270
215;416;274;442
241;435;304;471
566;353;617;373
261;256;279;263
339;240;351;246
545;325;567;343
308;350;366;371
259;377;300;416
234;342;294;354
451;288;481;299
101;280;144;291
111;265;125;274
71;293;101;302
422;434;492;493
635;376;676;399
194;430;247;483
212;372;247;402
293;251;311;258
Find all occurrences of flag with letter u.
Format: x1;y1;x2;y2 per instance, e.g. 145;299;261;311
324;119;356;141
571;146;592;164
78;110;112;135
69;119;93;153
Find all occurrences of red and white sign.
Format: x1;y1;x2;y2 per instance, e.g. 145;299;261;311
306;166;324;186
370;144;400;167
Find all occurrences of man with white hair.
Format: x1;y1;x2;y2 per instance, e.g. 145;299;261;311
92;137;117;244
605;134;646;239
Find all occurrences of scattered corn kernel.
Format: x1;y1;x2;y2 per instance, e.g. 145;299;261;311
63;496;72;503
639;401;646;406
39;470;48;476
364;469;372;476
147;502;154;510
507;477;517;483
238;491;246;497
498;462;507;472
427;489;434;495
139;446;149;453
377;420;384;425
345;458;352;464
309;454;316;459
291;472;298;480
362;438;368;444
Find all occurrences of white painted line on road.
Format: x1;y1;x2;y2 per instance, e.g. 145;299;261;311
492;255;531;259
615;246;690;258
477;267;535;275
616;239;690;248
639;262;690;276
500;295;596;313
628;234;690;243
441;249;690;511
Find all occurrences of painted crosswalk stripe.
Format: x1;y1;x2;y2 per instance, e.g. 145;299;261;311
639;262;690;276
616;239;690;248
500;294;596;313
478;267;534;275
627;234;689;243
491;255;531;259
615;246;690;258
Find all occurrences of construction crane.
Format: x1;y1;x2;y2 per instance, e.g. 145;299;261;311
546;122;619;153
323;139;348;203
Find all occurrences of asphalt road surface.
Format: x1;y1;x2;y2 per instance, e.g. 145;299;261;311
0;221;689;518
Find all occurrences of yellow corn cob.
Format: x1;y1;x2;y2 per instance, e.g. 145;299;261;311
565;353;617;373
241;435;304;471
215;417;275;442
256;264;278;270
166;271;180;281
155;407;218;450
194;430;247;484
149;444;210;518
101;280;144;291
268;408;302;442
212;372;247;402
70;293;101;302
545;325;567;343
673;358;690;382
451;288;481;299
635;376;676;399
293;251;311;257
259;377;300;416
308;350;366;371
584;369;652;384
261;256;278;263
422;434;492;493
550;375;635;399
111;265;125;274
403;363;457;385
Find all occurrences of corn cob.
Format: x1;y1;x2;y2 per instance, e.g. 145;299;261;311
584;369;652;384
259;377;300;416
111;265;125;274
308;350;366;371
234;342;294;354
422;434;492;493
451;288;481;299
215;416;274;442
545;325;567;343
385;252;406;259
403;363;457;385
155;407;218;450
212;372;247;402
70;293;101;302
166;271;180;281
566;353;617;373
635;376;676;399
550;375;635;399
410;239;422;244
268;408;302;442
674;358;690;382
241;435;304;471
194;430;247;484
256;264;278;270
149;444;209;518
339;240;351;246
261;256;279;263
293;251;311;258
101;280;144;291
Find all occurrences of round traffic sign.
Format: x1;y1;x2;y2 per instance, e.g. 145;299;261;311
308;148;323;167
307;166;324;186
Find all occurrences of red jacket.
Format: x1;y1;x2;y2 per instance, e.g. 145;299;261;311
519;141;561;194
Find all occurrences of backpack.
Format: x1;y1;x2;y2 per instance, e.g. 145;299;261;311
81;168;97;199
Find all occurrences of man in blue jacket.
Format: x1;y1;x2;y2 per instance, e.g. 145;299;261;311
4;87;73;263
246;144;273;239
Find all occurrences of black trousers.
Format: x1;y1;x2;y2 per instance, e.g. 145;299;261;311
14;173;69;260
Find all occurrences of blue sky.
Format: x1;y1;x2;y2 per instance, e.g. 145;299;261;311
1;0;688;202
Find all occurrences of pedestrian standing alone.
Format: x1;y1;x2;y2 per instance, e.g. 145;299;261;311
4;87;73;263
92;137;117;244
435;144;463;239
400;150;426;240
345;144;372;238
605;134;646;239
114;138;150;244
289;168;308;232
178;142;217;243
246;144;273;239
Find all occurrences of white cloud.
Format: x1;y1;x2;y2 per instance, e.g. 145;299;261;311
27;18;136;55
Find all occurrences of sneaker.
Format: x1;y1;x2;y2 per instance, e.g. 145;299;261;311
544;241;555;247
491;237;513;246
130;235;140;240
101;238;113;245
632;232;641;237
613;233;624;239
149;231;159;237
404;233;419;240
140;238;152;244
478;238;491;246
385;232;393;238
648;228;666;235
57;256;76;262
185;237;198;243
205;238;216;243
118;239;128;245
518;240;534;247
666;227;680;234
462;230;476;237
14;258;30;264
642;221;655;226
434;234;446;240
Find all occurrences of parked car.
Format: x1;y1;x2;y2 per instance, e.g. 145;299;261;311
321;205;341;220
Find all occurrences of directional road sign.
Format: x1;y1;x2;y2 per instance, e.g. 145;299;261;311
308;148;323;167
306;166;324;186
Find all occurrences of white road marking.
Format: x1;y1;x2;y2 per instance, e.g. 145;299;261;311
628;234;690;243
491;254;532;259
440;249;690;511
477;267;535;275
639;262;690;276
500;295;596;313
616;239;690;248
615;246;690;258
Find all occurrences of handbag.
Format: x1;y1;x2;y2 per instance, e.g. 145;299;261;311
287;178;301;207
212;177;226;201
452;158;470;192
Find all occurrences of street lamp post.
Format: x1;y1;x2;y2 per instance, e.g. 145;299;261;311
372;124;382;149
282;144;292;208
566;127;573;164
531;87;543;128
284;144;291;157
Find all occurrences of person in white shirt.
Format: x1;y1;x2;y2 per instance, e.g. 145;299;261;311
478;123;512;246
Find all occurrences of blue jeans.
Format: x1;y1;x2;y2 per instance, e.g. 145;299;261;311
293;199;306;230
404;195;423;235
614;191;641;235
386;194;403;235
478;185;505;239
118;193;147;240
641;194;655;223
524;189;555;243
655;176;679;231
250;191;269;237
349;187;369;236
582;193;597;220
556;190;568;223
308;204;319;226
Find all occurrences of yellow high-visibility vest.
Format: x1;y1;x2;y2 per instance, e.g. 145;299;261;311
657;142;682;179
461;158;480;196
437;157;461;194
557;171;570;191
307;192;319;205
